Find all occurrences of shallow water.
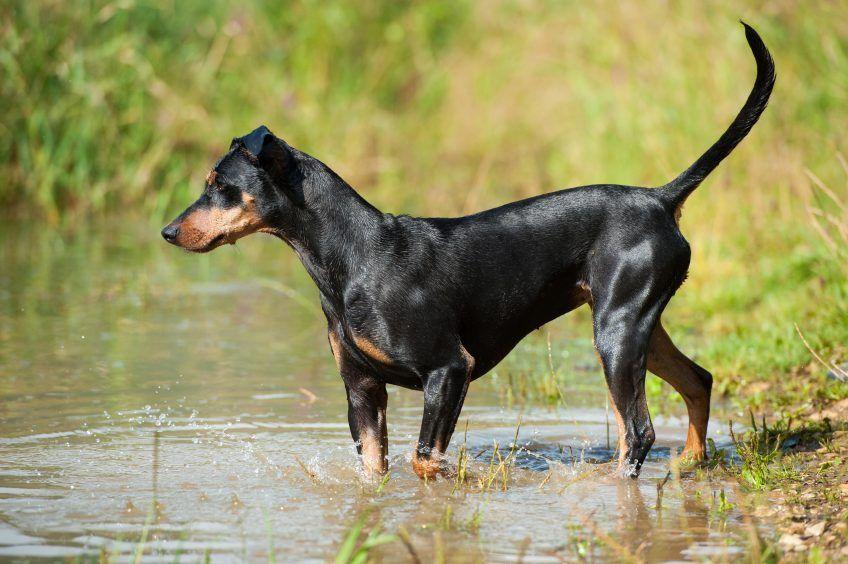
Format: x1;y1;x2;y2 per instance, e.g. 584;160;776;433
0;222;764;562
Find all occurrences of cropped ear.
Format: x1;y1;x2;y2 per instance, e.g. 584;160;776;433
239;125;272;157
237;125;304;206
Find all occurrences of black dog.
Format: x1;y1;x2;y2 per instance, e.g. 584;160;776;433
162;23;774;479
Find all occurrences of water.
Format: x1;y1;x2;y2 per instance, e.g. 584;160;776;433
0;222;765;561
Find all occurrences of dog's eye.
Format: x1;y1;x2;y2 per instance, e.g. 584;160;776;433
215;184;243;203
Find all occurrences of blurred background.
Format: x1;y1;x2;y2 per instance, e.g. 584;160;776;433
2;0;845;400
0;1;847;560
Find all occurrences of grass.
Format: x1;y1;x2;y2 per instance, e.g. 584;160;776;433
3;3;848;559
728;412;838;491
1;0;466;221
3;0;847;409
334;512;396;564
730;414;800;491
723;411;848;558
451;416;524;493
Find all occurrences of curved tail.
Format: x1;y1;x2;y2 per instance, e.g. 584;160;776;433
660;22;775;207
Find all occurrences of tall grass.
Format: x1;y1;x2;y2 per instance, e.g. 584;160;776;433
0;0;465;220
2;1;846;393
3;1;846;221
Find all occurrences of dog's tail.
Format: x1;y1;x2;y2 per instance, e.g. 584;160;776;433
659;22;775;209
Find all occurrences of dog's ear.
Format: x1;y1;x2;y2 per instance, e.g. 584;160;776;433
238;125;304;206
239;125;272;157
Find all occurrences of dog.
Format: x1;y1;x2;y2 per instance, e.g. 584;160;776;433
162;23;774;479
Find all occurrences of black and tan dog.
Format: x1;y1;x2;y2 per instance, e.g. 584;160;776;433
162;23;774;479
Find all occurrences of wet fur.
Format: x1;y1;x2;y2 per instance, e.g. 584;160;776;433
163;24;775;479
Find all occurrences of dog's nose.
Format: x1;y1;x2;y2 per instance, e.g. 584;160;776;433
161;224;179;243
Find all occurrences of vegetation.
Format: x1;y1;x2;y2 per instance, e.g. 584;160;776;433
3;1;848;560
2;0;846;402
725;412;848;557
334;512;396;564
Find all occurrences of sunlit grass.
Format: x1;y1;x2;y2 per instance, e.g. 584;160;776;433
729;412;834;491
334;511;396;564
2;1;846;417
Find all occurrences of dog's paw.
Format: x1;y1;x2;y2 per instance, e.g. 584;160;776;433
671;450;708;475
618;461;642;479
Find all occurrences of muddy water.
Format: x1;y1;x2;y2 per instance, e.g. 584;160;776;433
0;222;763;562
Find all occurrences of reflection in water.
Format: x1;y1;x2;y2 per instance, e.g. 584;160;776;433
0;222;764;560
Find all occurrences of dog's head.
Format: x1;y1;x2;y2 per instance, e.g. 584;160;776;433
161;125;303;253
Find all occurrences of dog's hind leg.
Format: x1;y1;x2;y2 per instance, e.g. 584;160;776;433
589;254;684;478
593;312;658;479
647;322;712;461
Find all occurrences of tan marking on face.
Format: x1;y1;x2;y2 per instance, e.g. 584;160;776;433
206;170;218;185
176;193;266;252
352;334;392;364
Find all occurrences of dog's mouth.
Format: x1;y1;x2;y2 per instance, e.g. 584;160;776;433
204;233;229;251
188;233;229;253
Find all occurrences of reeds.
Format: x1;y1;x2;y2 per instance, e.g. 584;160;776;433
3;1;846;393
3;1;847;228
452;416;523;494
334;511;397;564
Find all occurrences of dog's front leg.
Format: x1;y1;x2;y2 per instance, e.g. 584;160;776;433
345;379;389;476
329;330;389;475
413;362;470;480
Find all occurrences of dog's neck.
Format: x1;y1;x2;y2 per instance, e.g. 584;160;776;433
266;152;385;307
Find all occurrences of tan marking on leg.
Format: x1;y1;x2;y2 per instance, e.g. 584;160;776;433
412;450;441;480
360;430;387;475
328;331;342;369
577;280;594;307
608;391;628;466
410;343;474;481
331;331;390;475
647;323;710;460
352;334;393;364
459;343;475;377
377;387;388;473
593;338;627;470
